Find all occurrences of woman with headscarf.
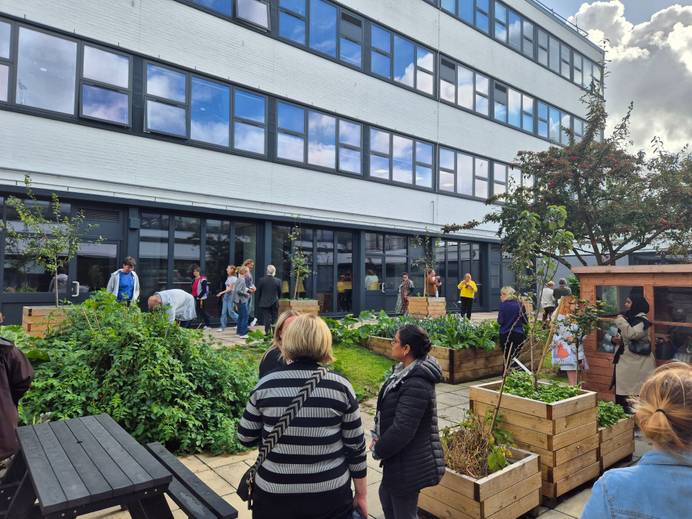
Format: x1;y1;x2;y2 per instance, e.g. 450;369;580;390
611;295;656;412
394;273;414;315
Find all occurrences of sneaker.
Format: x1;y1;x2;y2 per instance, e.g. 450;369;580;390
238;335;249;339
250;318;258;327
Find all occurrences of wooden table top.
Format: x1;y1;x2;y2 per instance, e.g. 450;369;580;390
17;414;171;515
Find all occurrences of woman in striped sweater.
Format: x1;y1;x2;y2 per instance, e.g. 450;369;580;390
237;313;368;519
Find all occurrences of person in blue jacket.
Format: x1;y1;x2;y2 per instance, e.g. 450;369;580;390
581;362;692;519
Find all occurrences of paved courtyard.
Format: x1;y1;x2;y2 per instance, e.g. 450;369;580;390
80;374;651;519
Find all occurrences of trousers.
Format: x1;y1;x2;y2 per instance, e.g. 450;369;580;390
379;484;420;519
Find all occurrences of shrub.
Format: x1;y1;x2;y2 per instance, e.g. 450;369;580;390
18;291;257;454
597;400;628;428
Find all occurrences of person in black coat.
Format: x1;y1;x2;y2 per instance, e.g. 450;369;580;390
254;264;283;335
371;325;445;519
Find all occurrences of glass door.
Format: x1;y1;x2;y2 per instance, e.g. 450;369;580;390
69;242;120;303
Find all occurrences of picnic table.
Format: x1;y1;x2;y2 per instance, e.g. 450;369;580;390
1;414;173;519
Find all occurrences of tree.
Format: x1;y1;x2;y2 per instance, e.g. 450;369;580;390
445;90;692;267
2;176;100;307
411;233;440;297
287;226;311;300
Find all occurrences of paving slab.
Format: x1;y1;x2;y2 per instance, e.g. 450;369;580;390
554;488;592;518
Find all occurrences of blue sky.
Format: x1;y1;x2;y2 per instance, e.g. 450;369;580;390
547;0;687;24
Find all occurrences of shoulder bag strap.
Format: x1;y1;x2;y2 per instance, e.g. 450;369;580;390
246;366;327;485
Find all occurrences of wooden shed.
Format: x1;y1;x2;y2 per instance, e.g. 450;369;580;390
572;265;692;401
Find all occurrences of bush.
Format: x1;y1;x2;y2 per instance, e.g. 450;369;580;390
18;291;257;454
597;400;628;428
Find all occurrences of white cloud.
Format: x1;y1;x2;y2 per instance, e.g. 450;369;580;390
570;1;692;151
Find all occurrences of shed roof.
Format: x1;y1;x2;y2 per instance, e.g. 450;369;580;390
572;265;692;275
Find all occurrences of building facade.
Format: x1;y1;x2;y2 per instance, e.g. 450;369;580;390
0;0;603;323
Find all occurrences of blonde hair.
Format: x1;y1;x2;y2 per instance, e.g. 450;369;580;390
282;314;334;364
500;286;516;298
237;266;249;275
556;295;576;316
273;310;301;348
634;362;692;451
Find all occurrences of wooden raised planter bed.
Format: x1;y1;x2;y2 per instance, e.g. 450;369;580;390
277;299;320;315
598;415;635;472
469;382;599;499
365;337;530;384
408;296;446;318
21;306;67;338
419;447;541;519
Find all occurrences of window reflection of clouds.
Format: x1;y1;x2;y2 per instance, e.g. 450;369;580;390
371;25;390;52
82;84;128;124
0;22;10;59
234;122;265;154
280;12;305;44
371;52;390;78
278;102;304;132
392;135;413;184
339;120;361;147
370;129;390;154
277;132;305;162
369;155;389;179
416;165;432;187
280;0;305;16
191;77;230;146
340;38;361;68
308;111;336;168
235;89;265;123
237;0;269;28
146;100;187;137
457;66;474;109
309;0;336;57
0;65;8;102
16;28;77;114
393;36;414;87
147;64;186;102
458;153;473;196
83;46;129;88
508;89;521;127
339;148;361;174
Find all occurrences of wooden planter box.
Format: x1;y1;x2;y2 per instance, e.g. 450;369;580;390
469;382;599;499
21;306;67;338
598;415;635;472
277;299;320;315
365;337;531;384
419;447;541;519
408;296;447;318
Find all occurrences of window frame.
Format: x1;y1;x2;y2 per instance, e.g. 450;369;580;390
338;11;363;69
234;0;270;31
493;161;508;197
144;61;190;139
79;43;133;127
278;0;307;45
276;100;308;164
0;18;13;104
337;117;363;175
232;87;267;156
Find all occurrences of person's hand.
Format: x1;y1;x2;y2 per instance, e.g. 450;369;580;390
369;438;378;451
353;492;368;518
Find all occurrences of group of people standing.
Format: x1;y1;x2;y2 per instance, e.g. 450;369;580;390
395;271;478;318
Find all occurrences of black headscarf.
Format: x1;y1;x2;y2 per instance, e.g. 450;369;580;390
624;295;650;328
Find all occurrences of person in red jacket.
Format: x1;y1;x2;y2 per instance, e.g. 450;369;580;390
0;313;34;463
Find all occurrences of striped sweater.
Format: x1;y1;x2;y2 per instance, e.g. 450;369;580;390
237;359;367;494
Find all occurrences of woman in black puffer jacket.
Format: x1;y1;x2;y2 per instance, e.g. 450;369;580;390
371;325;445;519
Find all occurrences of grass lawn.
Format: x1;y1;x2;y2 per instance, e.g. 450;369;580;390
332;344;394;401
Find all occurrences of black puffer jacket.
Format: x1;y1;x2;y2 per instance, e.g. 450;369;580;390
373;355;445;495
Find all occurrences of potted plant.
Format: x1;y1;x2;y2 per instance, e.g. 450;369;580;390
597;401;635;472
419;409;541;518
408;234;446;318
2;176;100;337
277;226;319;315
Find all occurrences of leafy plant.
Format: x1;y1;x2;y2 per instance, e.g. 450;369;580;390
19;291;257;454
598;400;628;428
1;176;101;306
441;410;513;479
503;370;581;403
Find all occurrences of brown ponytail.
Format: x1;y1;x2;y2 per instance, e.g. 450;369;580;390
634;362;692;451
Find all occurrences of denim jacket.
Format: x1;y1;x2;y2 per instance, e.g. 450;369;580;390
581;449;692;518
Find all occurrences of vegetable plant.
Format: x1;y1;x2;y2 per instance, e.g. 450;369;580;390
597;400;628;428
503;370;581;403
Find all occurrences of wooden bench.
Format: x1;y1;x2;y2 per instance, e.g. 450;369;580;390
146;443;238;519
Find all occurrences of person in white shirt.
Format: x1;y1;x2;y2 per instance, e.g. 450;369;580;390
541;281;556;322
148;289;197;324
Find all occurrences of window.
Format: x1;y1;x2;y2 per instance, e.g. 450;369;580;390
193;0;232;16
339;12;362;68
0;21;11;103
145;64;187;137
369;128;391;180
508;10;521;50
415;141;433;188
475;158;489;198
574;117;584;142
509;166;522;190
80;46;130;125
190;76;230;146
309;0;337;57
440;58;456;103
561;112;571;145
494;2;507;43
338;119;362;174
307;110;336;168
537;101;548;138
493;162;507;196
370;25;391;79
441;0;457;16
139;212;170;299
508;88;521;128
522;95;533;132
460;0;473;23
233;88;266;154
279;0;305;44
415;46;434;94
392;135;413;184
537;29;548;66
560;43;571;79
548;105;560;142
475;73;489;115
236;0;269;29
393;35;414;87
493;83;507;123
475;0;489;32
457;152;473;195
439;147;455;192
573;52;583;86
522;20;534;57
277;101;305;162
16;28;77;114
457;64;474;109
548;35;560;73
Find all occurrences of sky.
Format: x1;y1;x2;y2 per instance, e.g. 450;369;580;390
544;1;692;152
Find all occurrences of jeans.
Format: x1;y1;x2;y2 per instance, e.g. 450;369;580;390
236;301;249;336
220;294;238;329
195;298;210;327
259;303;278;334
460;297;473;319
379;484;420;519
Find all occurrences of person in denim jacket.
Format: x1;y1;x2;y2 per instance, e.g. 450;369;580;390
582;362;692;519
